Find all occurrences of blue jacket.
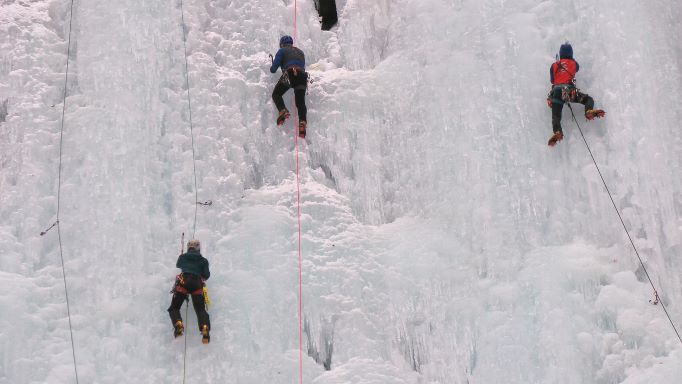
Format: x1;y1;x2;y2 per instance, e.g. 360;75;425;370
176;250;210;279
270;46;305;73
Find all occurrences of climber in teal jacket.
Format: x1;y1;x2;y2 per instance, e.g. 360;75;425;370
168;239;211;343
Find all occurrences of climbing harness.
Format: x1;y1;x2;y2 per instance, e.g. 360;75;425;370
560;85;578;102
171;273;205;296
172;274;205;296
547;82;580;108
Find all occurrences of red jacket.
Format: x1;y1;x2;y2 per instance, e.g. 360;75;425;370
550;58;579;85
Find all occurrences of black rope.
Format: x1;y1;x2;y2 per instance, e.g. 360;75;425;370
567;103;682;343
178;2;199;383
40;0;80;381
56;0;80;382
179;0;199;238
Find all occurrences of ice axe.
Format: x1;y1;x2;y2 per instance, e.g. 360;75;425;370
169;232;186;295
180;232;185;255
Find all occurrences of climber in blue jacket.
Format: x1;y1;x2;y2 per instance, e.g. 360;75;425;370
270;35;308;138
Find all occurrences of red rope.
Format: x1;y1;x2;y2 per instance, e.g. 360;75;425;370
293;2;303;383
296;128;303;384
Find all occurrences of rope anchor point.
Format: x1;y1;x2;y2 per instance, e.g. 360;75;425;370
650;290;660;305
40;220;59;236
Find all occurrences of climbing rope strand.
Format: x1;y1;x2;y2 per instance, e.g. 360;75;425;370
57;225;79;384
296;124;304;384
51;0;80;382
293;1;304;383
178;2;200;383
182;304;189;384
567;104;682;343
179;0;199;238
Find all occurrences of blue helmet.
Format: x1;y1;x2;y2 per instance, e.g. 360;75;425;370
280;35;293;47
559;42;573;59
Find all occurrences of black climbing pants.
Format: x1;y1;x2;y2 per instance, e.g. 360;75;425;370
168;274;210;331
272;67;307;122
551;86;594;133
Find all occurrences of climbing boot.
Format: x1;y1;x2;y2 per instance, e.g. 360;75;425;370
201;325;210;344
585;109;605;120
298;120;307;139
548;131;564;147
174;320;184;338
277;108;290;125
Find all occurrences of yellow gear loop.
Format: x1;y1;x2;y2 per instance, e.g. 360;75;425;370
203;286;211;307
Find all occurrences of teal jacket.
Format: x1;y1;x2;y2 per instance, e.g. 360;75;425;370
176;250;210;279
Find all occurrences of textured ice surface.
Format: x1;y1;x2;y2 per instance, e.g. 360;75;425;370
2;0;682;383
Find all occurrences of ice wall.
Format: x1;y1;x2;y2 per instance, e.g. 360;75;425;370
1;0;682;383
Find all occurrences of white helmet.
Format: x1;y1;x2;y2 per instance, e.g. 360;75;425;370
187;239;201;251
